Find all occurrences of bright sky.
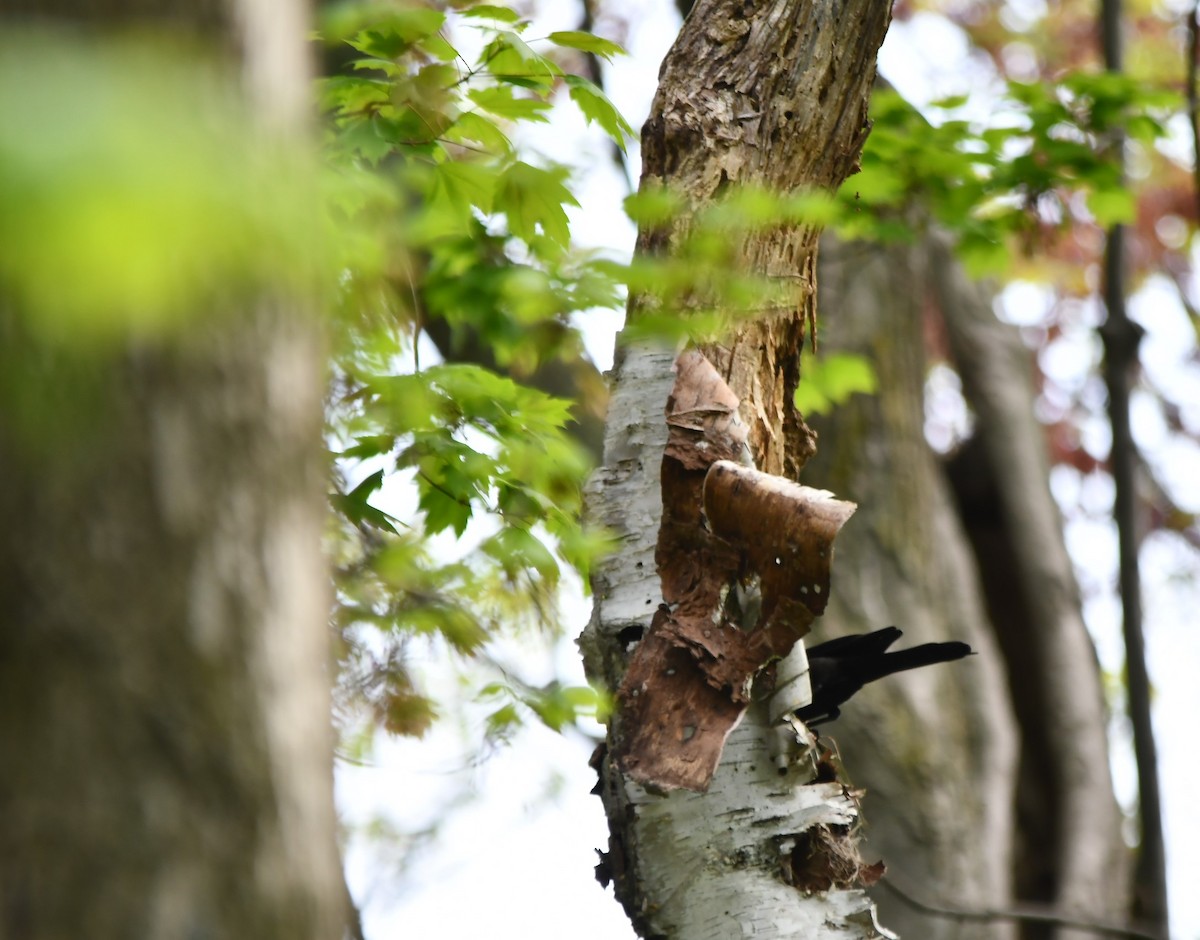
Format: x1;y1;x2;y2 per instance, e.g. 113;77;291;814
338;2;1200;938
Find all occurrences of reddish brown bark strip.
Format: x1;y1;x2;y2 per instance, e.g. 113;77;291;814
612;351;854;791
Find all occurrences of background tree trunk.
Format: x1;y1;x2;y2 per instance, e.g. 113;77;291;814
806;235;1019;939
0;3;347;938
930;234;1132;938
806;230;1132;940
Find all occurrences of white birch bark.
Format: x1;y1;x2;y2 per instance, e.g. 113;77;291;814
582;342;890;939
579;0;898;934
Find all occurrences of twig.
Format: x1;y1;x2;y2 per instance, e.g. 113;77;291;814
1188;0;1200;222
878;876;1167;940
1101;0;1169;927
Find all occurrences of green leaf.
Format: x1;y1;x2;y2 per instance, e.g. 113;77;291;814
334;115;394;163
320;74;390;116
468;84;553;122
498;265;558;323
460;4;523;24
0;38;325;342
793;353;878;416
1087;188;1135;226
350;56;401;76
341;434;396;459
346;468;385;500
482;527;560;582
564;75;635;152
845;160;907;206
378;7;447;43
930;93;970;110
496;161;579;247
334;470;399;533
434;160;496;214
428;603;489;653
524;682;598;731
792;382;832;416
350;20;439;59
481;32;560;80
416;474;474;537
485;703;521;742
958;230;1011;277
821;353;878;399
444;110;512;152
1125;114;1164;144
546;30;626;61
624;187;687;225
321;3;444;43
779;191;839;226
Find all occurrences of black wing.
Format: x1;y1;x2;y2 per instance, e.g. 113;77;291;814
804;626;902;661
796;628;972;727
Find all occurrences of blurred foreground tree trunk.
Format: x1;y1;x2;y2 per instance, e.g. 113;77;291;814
0;2;348;939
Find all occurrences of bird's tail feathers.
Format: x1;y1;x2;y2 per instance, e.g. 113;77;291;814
861;641;973;682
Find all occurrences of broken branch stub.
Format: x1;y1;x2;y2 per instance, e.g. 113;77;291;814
612;351;855;792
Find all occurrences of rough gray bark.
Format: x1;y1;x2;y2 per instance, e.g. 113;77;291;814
581;0;895;936
805;235;1020;940
0;4;347;939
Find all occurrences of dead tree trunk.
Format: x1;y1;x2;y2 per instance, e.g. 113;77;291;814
580;1;895;936
0;4;347;939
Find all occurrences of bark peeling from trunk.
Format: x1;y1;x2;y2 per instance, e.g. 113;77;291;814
613;351;855;792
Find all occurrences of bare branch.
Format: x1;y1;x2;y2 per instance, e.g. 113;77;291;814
879;877;1165;940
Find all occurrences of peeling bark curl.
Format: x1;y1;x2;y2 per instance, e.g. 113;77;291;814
613;351;854;793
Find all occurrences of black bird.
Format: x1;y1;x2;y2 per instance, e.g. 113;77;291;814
795;626;973;726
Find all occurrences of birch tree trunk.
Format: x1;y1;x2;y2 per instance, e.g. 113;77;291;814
580;1;896;936
0;3;347;938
